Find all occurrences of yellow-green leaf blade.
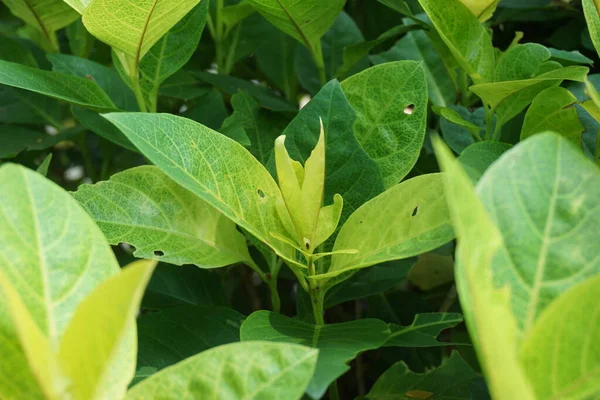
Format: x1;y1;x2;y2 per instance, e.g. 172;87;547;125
324;174;454;279
2;0;78;38
102;112;297;266
59;260;156;400
82;0;201;63
583;0;600;59
73;166;252;268
126;341;318;400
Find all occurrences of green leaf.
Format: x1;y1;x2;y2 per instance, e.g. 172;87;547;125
73;166;252;268
36;153;52;176
460;0;499;21
470;65;589;111
256;29;297;98
433;106;482;139
0;125;80;159
66;18;94;58
432;137;535;399
549;48;594;66
220;92;289;165
48;54;137;111
521;86;584;144
126;341;318;399
365;352;479;400
102;113;297;267
135;305;244;383
82;0;201;74
2;0;78;49
371;19;456;107
246;0;345;50
337;24;421;79
241;310;389;399
385;313;464;347
295;11;366;95
58;259;156;400
0;60;117;112
182;89;228;131
0;163;120;399
63;0;92;13
520;274;600;400
0;35;38;67
324;259;416;308
321;174;454;280
141;264;227;310
583;0;600;59
114;1;209;111
418;0;495;83
72;107;137;150
457;141;512;182
281;80;384;235
0;87;62;126
193;71;297;112
341;61;428;188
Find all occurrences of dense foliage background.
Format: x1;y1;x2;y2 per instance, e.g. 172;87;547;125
1;0;600;399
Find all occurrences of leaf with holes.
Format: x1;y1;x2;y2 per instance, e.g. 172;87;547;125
73;166;253;268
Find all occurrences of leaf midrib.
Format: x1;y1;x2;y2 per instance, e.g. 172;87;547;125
135;0;160;70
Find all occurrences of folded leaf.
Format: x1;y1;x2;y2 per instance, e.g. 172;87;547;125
73;166;252;268
0;60;117;111
0;163;120;398
241;310;389;399
126;341;318;400
58;260;156;400
341;61;428;188
418;0;495;83
322;173;454;280
103;113;297;266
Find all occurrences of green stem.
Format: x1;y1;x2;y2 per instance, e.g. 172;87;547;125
310;41;327;87
459;69;470;107
307;254;325;325
223;25;241;75
267;255;282;313
328;381;341;400
484;102;493;140
78;134;97;182
131;73;148;113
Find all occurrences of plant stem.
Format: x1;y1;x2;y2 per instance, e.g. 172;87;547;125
307;254;325;325
328;381;341;400
484;102;493;140
267;255;282;313
310;41;327;87
131;73;148;113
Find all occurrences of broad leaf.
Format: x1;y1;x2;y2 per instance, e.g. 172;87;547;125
460;0;499;21
2;0;78;48
438;106;485;154
246;0;345;50
142;264;227;309
341;61;428;188
0;163;119;399
521;86;584;144
321;173;454;280
0;60;117;111
241;310;389;399
58;260;156;400
433;137;535;399
135;305;244;383
371;19;456;107
433;106;482;139
385;313;464;347
256;29;297;98
74;166;252;268
418;0;495;83
126;341;318;399
520;275;600;399
102;113;297;266
82;0;201;75
366;352;478;400
0;125;81;159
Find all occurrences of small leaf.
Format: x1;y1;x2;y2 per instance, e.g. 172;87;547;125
385;313;465;347
73;166;252;268
366;352;479;400
341;61;428;188
58;260;156;400
521;86;584;144
321;174;454;280
241;310;389;399
0;60;117;111
36;153;52;176
433;106;482;139
418;0;495;83
126;341;318;400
